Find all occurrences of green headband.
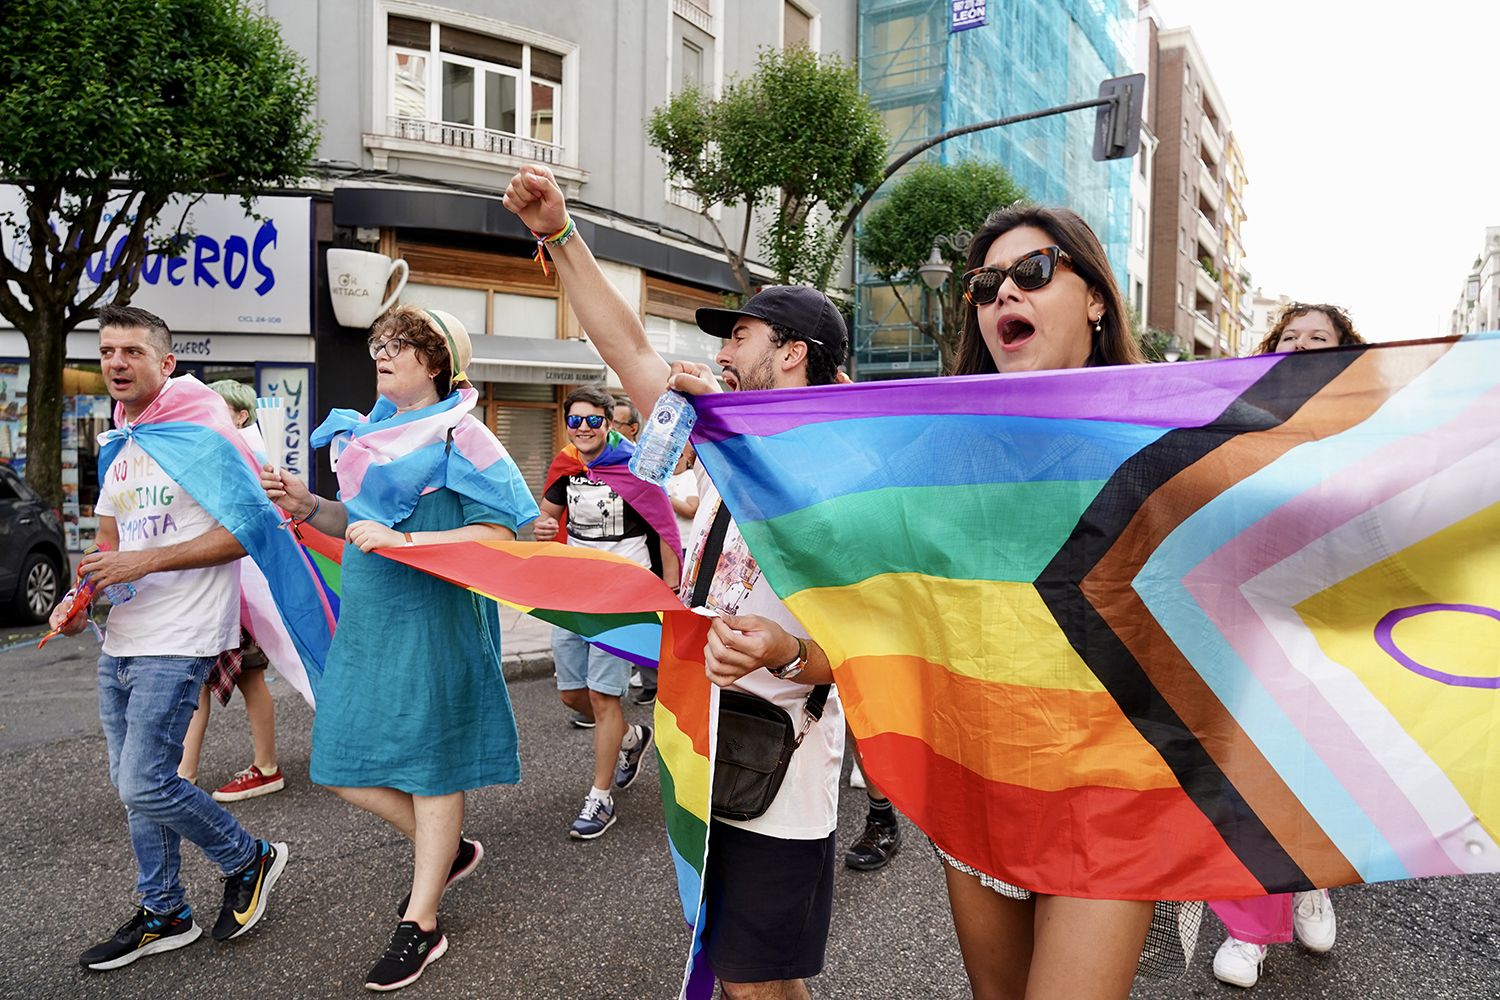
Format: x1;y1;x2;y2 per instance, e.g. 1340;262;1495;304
423;309;467;384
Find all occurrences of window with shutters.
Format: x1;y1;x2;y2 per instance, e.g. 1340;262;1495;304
373;6;577;173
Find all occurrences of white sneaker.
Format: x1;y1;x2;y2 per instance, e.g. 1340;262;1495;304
628;670;643;689
1293;889;1336;953
1213;936;1266;988
849;760;867;789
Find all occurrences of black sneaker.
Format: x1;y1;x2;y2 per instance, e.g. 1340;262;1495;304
632;686;658;706
613;724;654;789
844;818;902;871
212;839;288;941
364;920;448;992
396;837;484;916
79;905;202;970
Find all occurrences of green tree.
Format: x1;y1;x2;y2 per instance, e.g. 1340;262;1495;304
0;0;319;505
858;161;1026;373
648;46;886;296
1129;307;1178;362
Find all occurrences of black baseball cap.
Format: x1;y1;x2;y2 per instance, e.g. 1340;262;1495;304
694;285;848;356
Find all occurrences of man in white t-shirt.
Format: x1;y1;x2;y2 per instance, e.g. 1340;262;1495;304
535;384;680;840
49;304;288;972
506;166;848;998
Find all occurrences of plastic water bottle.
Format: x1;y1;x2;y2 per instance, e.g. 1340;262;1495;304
629;390;696;485
85;543;137;605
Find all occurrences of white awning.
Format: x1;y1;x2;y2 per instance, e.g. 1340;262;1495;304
466;335;607;385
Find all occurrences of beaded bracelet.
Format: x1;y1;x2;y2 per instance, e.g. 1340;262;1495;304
531;215;576;276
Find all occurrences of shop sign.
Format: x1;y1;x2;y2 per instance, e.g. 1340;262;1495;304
950;0;986;32
0;187;312;334
257;364;312;480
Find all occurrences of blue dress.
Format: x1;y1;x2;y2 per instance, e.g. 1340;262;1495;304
309;489;519;795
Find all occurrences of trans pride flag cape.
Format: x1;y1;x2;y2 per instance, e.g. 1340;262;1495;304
690;333;1500;900
98;376;335;702
543;431;682;565
312;385;538;533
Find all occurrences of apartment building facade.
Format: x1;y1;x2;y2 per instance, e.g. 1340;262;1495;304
1449;226;1500;335
1141;17;1252;358
853;0;1138;378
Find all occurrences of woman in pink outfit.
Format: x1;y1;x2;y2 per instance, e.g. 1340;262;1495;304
1211;302;1365;989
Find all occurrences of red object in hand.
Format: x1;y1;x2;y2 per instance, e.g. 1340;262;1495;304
37;578;99;648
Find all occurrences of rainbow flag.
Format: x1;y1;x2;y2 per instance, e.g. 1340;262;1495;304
690;333;1500;900
297;528;715;995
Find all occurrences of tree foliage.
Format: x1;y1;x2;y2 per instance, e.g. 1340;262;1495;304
0;0;319;504
647;46;886;296
858;161;1025;373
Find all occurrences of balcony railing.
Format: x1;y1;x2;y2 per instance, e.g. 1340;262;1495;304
386;116;562;164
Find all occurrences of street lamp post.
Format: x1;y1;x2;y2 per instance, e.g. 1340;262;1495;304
916;231;973;351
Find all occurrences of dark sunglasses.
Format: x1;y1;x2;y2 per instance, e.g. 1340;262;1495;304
962;246;1072;305
565;414;607;429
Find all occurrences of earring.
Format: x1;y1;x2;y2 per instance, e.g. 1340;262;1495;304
1093;316;1103;333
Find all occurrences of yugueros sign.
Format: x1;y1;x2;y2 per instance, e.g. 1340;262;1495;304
0;187;312;334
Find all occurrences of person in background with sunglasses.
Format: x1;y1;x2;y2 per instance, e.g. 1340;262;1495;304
261;305;538;991
1207;301;1363;990
943;205;1203;1000
534;384;681;839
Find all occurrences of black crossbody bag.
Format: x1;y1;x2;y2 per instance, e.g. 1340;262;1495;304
690;503;831;821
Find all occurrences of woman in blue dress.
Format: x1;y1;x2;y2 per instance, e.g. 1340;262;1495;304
262;305;537;991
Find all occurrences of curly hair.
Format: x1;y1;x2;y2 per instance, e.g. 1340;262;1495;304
766;321;844;386
368;305;453;398
1253;303;1365;355
953;204;1144;375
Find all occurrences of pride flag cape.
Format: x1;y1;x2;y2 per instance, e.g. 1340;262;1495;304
544;432;683;566
98;376;335;702
690;333;1500;901
313;385;539;533
295;526;715;998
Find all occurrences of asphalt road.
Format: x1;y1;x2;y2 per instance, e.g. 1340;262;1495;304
0;625;1495;999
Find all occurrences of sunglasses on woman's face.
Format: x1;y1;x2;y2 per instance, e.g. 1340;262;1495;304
565;414;607;430
961;246;1072;305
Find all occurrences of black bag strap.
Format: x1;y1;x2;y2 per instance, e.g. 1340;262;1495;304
804;684;832;720
688;500;733;608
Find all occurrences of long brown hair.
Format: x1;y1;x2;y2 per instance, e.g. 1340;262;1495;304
952;205;1143;375
1253;302;1365;355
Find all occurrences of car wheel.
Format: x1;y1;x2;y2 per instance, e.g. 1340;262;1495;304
13;552;63;625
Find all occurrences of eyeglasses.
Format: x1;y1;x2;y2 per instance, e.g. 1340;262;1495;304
961;247;1072;305
565;414;607;429
368;337;413;360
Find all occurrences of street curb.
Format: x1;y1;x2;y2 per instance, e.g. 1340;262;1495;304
502;653;555;683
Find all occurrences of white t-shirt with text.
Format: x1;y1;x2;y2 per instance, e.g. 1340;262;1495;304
95;416;241;658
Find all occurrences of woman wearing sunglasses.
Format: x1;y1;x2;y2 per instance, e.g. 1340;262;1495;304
260;305;538;991
941;205;1202;1000
1208;301;1363;989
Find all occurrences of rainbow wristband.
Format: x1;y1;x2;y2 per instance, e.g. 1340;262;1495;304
531;215;576;275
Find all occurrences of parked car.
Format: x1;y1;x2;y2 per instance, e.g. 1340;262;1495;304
0;463;68;624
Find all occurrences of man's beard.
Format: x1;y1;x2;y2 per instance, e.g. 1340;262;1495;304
731;352;777;392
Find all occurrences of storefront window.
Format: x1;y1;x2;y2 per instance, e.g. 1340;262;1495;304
493;291;557;339
401;283;488;339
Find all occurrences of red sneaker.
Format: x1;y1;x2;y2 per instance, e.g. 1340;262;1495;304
211;765;286;802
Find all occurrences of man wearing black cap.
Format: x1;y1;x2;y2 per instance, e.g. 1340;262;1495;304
506;165;846;999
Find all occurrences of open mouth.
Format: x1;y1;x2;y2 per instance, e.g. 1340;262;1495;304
999;317;1036;351
721;369;740;391
109;376;132;391
375;364;394;376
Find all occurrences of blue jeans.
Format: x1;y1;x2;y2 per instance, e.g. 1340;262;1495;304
98;654;258;913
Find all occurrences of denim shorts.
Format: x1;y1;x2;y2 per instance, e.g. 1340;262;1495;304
551;626;634;696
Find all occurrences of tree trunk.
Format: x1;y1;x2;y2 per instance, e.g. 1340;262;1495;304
21;311;67;510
